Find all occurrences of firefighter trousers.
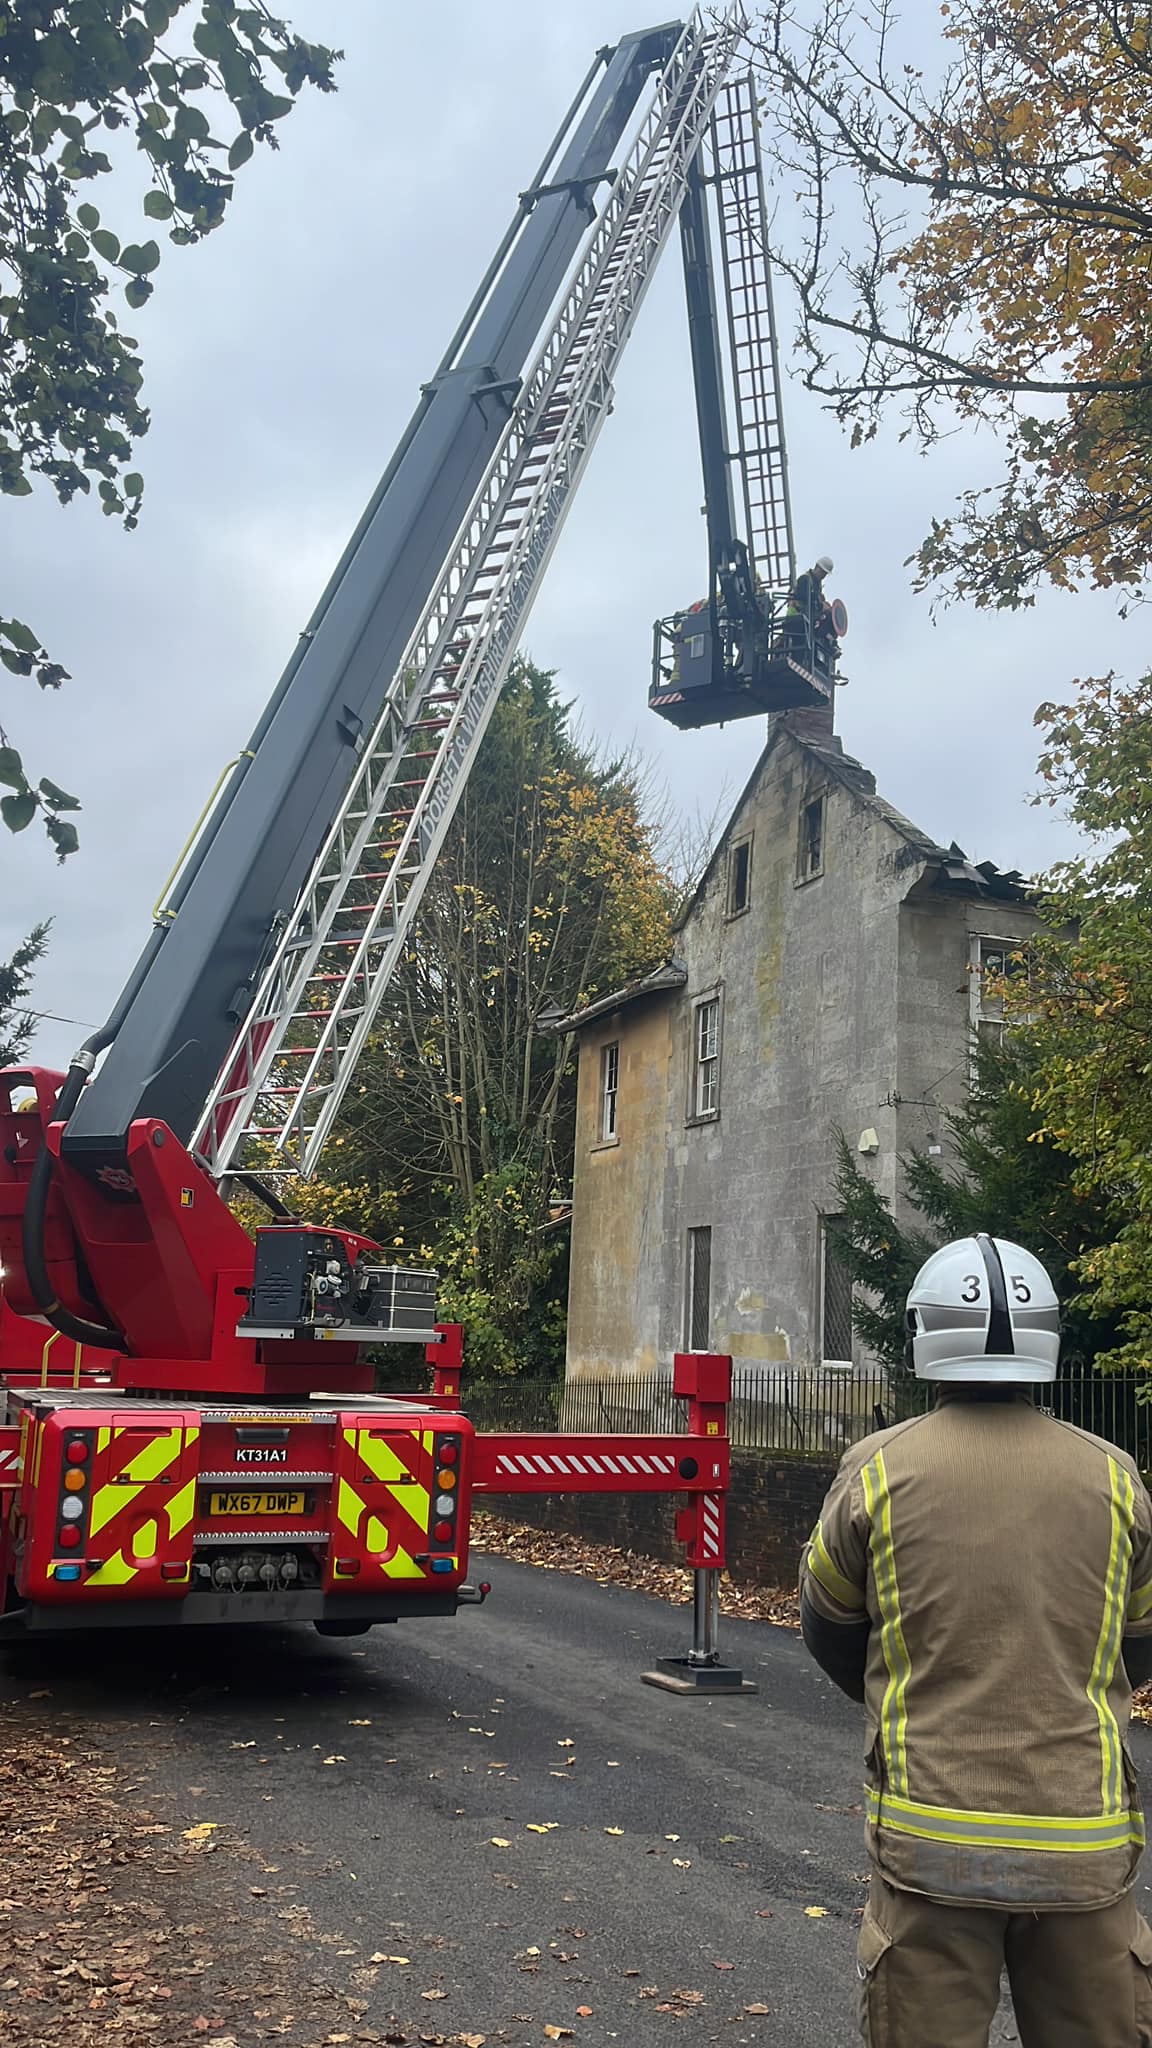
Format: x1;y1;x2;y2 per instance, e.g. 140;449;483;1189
857;1874;1152;2046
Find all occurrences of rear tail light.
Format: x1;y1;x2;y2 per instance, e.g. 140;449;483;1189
434;1519;453;1542
57;1526;82;1551
438;1442;458;1465
63;1469;85;1494
59;1497;84;1522
65;1439;89;1465
333;1558;360;1577
161;1563;188;1582
437;1468;457;1490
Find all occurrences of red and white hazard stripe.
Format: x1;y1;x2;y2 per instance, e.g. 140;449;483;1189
700;1492;723;1563
491;1448;679;1480
0;1445;21;1484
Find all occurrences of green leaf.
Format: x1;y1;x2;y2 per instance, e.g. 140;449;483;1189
124;472;144;497
0;648;33;675
1;619;40;653
0;745;26;789
39;778;81;813
91;227;121;263
125;277;153;309
143;188;173;220
46;816;80;862
228;130;254;169
1;476;33;498
1;792;37;834
120;239;161;275
76;201;100;230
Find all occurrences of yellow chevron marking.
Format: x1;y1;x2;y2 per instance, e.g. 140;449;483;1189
121;1429;182;1483
97;1427;111;1456
131;1517;159;1561
87;1552;137;1586
365;1513;390;1553
166;1477;196;1539
356;1431;412;1483
383;1541;427;1581
422;1430;434;1456
90;1480;140;1537
336;1477;364;1539
391;1473;431;1530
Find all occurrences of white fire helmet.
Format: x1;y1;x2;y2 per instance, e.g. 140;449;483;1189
814;555;834;575
905;1235;1061;1384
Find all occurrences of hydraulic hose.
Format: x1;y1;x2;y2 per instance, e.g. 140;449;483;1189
21;928;166;1353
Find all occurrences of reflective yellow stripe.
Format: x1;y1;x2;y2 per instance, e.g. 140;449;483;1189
866;1784;1144;1854
336;1476;364;1539
1130;1580;1152;1623
807;1524;865;1612
121;1428;183;1483
863;1450;911;1797
166;1478;196;1539
383;1541;427;1581
86;1552;137;1586
1089;1457;1133;1814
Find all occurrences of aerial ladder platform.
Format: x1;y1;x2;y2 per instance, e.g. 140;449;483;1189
0;10;836;1677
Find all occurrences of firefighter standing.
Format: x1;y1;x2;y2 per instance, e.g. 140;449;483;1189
800;1234;1152;2046
786;553;836;669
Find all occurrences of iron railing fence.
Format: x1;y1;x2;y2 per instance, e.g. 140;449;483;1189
460;1368;1152;1469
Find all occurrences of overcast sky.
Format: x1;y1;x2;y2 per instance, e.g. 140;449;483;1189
3;2;1139;1070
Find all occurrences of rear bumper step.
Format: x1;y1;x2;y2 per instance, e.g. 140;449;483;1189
20;1589;460;1631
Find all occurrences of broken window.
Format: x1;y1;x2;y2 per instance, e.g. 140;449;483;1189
798;795;826;881
600;1041;619;1142
686;1225;712;1350
726;836;752;917
821;1216;854;1368
692;996;720;1118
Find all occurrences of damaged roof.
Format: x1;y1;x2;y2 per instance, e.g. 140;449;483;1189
675;719;1030;930
539;956;689;1034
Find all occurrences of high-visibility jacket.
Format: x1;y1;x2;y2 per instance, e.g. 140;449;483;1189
800;1395;1152;1910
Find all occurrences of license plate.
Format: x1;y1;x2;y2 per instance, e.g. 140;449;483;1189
209;1489;306;1517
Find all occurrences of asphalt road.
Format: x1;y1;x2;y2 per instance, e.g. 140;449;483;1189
5;1556;1152;2047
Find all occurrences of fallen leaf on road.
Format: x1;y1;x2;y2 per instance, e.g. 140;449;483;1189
526;1823;558;1834
27;1688;52;1699
368;1954;411;1966
575;2007;593;2018
557;1738;574;1748
458;2034;486;2046
490;1838;511;1849
756;1910;774;1920
183;1822;219;1841
665;1834;680;1842
606;1761;620;1768
322;1755;346;1765
712;1961;734;1971
804;1907;828;1919
230;1740;256;1750
744;2004;771;2016
671;1859;692;1870
604;1827;624;1837
421;1988;448;2001
348;1718;372;1726
543;2028;572;2040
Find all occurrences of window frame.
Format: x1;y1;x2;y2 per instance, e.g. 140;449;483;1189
969;932;1032;1050
725;834;753;919
819;1214;854;1371
685;1224;713;1352
796;792;826;884
688;992;722;1124
596;1039;620;1147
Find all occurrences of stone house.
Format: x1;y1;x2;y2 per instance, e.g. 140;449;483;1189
554;708;1038;1382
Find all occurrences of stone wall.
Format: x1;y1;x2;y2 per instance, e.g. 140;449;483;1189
487;1448;837;1589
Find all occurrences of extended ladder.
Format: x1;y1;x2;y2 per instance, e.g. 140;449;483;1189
194;10;743;1180
710;72;795;597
